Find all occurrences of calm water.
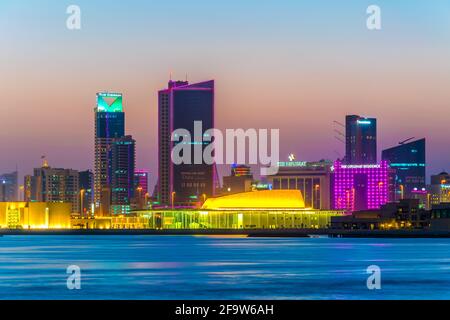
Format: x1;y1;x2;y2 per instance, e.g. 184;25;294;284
0;235;449;300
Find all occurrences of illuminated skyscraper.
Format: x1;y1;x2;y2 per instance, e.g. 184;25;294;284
345;115;377;164
110;135;136;215
94;92;125;214
158;80;215;206
332;161;389;212
382;138;426;201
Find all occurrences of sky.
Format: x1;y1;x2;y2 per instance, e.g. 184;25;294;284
1;0;450;188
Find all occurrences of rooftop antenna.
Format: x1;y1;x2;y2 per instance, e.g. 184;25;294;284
185;73;188;82
333;120;345;128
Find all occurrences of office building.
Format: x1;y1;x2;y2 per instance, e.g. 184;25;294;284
110;135;136;215
0;171;18;202
158;80;215;206
268;160;332;209
332;161;389;212
25;162;79;213
382;138;426;201
345;115;377;164
94;92;125;212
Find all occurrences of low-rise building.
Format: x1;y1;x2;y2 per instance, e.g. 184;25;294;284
331;199;431;230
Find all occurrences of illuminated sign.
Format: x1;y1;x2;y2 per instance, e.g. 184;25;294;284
357;120;372;125
277;161;307;167
96;92;123;113
340;164;381;169
390;163;425;167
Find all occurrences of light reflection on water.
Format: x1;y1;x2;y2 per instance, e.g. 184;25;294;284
0;235;449;300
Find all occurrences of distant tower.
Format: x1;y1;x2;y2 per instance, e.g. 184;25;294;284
345;115;377;164
158;80;215;206
94;92;125;213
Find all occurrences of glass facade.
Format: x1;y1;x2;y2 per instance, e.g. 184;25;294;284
111;209;345;230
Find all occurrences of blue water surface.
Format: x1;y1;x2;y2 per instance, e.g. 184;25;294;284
0;235;449;300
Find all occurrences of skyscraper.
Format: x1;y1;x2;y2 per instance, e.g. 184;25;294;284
382;138;426;201
158;80;215;206
110;135;136;215
345;115;377;164
94;92;125;214
0;171;18;202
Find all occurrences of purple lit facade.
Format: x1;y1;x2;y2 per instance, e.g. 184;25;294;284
333;161;389;212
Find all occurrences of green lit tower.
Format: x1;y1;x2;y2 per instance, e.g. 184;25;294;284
94;92;125;216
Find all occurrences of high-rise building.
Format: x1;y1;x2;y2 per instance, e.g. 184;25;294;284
94;92;125;213
79;170;93;216
345;115;377;164
332;161;389;212
268;160;332;209
110;135;136;215
0;171;18;202
382;138;426;201
25;162;79;213
158;80;215;206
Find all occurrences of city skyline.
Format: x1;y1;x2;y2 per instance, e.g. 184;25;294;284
2;0;450;188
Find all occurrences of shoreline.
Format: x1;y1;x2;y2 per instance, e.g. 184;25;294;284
1;229;450;238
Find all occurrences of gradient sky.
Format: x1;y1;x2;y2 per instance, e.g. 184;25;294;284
1;0;450;188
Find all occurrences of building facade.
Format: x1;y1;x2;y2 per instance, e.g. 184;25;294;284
267;161;332;209
345;115;377;164
382;138;426;201
110;135;136;215
158;80;215;207
332;161;389;212
79;170;93;216
94;92;125;213
25;164;79;213
222;164;254;195
0;171;18;202
430;172;450;205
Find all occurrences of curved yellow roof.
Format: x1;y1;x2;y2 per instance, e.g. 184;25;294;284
202;190;305;210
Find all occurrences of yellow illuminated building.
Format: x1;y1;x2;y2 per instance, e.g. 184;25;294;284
0;202;72;229
116;190;345;230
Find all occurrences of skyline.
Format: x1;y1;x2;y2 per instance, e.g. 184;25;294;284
2;0;450;188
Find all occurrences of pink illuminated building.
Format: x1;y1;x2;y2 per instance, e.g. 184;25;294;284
333;161;389;212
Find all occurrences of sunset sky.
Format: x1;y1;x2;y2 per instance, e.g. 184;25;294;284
1;0;450;187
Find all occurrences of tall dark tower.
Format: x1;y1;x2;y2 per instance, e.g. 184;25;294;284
382;138;426;201
158;80;215;206
94;92;125;215
345;115;377;164
110;135;136;215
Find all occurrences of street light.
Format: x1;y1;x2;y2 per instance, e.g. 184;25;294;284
171;192;176;209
